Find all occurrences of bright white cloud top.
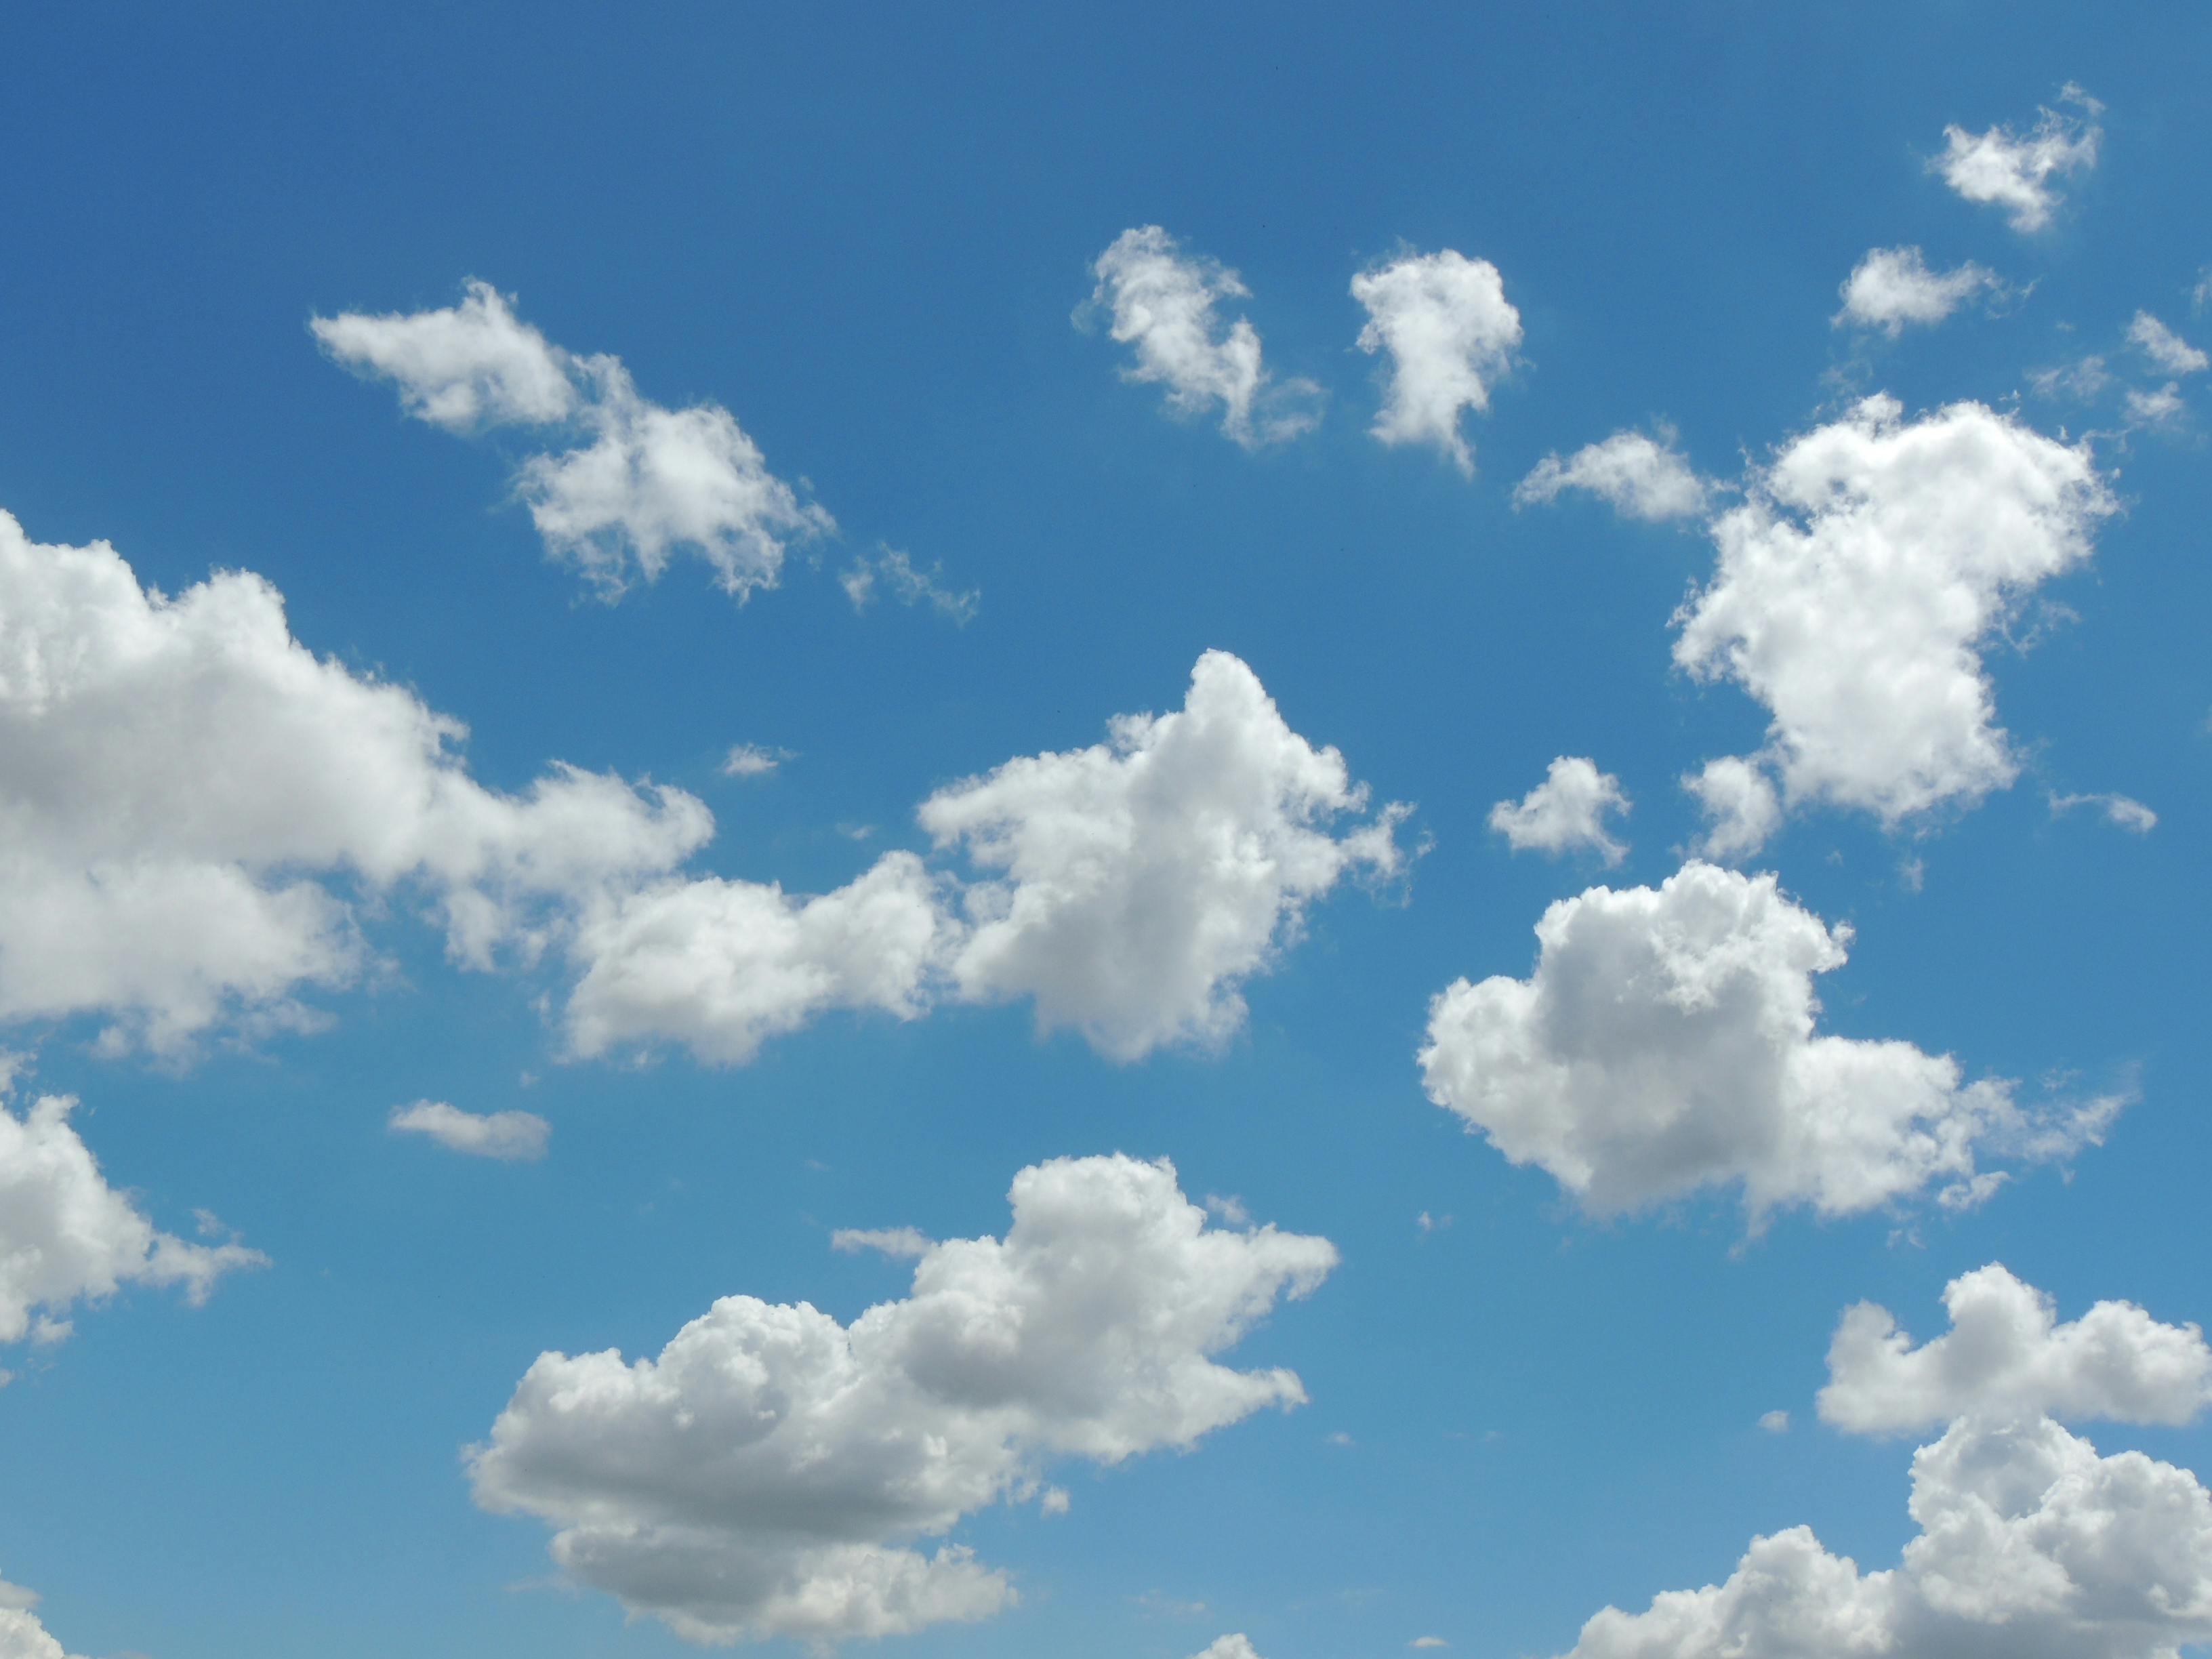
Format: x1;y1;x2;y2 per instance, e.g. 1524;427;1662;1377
1933;86;2102;232
2128;310;2209;375
1082;226;1322;449
0;1094;262;1349
1488;756;1629;865
1351;248;1521;474
314;280;834;598
1513;430;1708;521
386;1101;551;1162
468;1154;1336;1645
0;1578;87;1659
1419;863;2117;1223
1833;246;1999;335
1193;1638;1266;1659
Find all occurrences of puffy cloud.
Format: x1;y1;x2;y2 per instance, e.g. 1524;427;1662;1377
1834;247;2000;335
1;1093;262;1348
1488;757;1630;865
387;1100;550;1162
920;651;1407;1061
1193;1639;1266;1659
1820;1264;2212;1436
2051;791;2157;833
1933;87;2102;232
316;281;833;599
2127;312;2209;376
1513;430;1708;522
1351;249;1521;474
1674;396;2114;837
1081;226;1322;449
469;1154;1336;1645
840;545;979;624
0;1578;86;1659
721;743;790;779
0;508;710;1054
1418;862;2116;1224
1681;757;1783;861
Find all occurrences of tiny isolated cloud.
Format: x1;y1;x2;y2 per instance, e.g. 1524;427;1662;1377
2127;311;2209;376
2125;383;2188;428
1513;429;1708;522
1758;1410;1790;1434
722;743;792;779
1834;247;2001;336
1681;756;1782;862
1932;85;2101;232
388;1100;550;1162
1487;756;1630;865
1410;1638;1450;1650
1080;225;1323;449
830;1225;934;1259
2050;790;2156;833
842;545;979;625
1351;247;1522;475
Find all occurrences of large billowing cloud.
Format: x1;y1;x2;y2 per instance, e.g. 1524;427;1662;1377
919;651;1407;1061
1513;430;1708;522
314;281;833;598
1674;396;2114;855
469;1154;1336;1645
1418;863;2116;1224
1833;246;1999;335
0;1577;87;1659
1351;249;1521;474
0;1093;262;1350
1081;226;1322;449
1933;87;2101;233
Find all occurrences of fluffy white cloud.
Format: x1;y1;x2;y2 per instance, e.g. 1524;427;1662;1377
1;1094;262;1347
1513;430;1708;522
1820;1265;2212;1435
1674;396;2114;839
316;281;832;598
1933;87;2101;232
1351;249;1521;474
1681;757;1783;861
469;1154;1336;1645
2127;312;2209;375
721;743;790;779
2051;791;2157;833
2125;382;2187;427
0;508;711;1054
920;651;1407;1061
1418;862;2116;1223
0;1578;85;1659
1193;1639;1266;1659
1082;226;1322;449
1834;246;1999;335
387;1100;550;1162
1488;757;1629;865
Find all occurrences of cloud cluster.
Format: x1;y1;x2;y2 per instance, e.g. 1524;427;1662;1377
1933;87;2102;232
1419;863;2117;1223
0;1578;86;1659
386;1100;550;1162
1352;249;1521;474
1834;246;1999;336
1488;757;1629;865
469;1154;1336;1645
314;281;833;598
1513;430;1708;522
1082;226;1322;449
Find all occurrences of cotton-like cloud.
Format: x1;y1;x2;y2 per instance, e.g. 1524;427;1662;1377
1513;430;1708;521
921;651;1408;1061
1488;757;1629;865
1351;249;1521;474
1680;757;1782;862
1082;226;1322;449
0;507;710;1054
721;744;790;779
2050;791;2157;833
1820;1265;2212;1435
1834;247;2000;335
315;281;834;598
2127;312;2209;375
387;1100;550;1162
0;1578;87;1659
1418;862;2117;1224
1933;87;2101;232
1;1094;262;1348
1193;1639;1266;1659
469;1154;1336;1645
1674;396;2114;851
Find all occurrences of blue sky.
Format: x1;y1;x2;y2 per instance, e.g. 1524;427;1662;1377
1;5;2209;1658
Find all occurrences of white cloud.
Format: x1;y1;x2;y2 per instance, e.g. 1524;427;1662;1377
1820;1264;2212;1436
1513;430;1708;522
0;1578;87;1659
840;545;979;625
1759;1410;1790;1434
1419;862;2118;1224
387;1100;550;1162
2127;311;2209;375
920;651;1407;1061
0;1094;263;1347
1488;757;1630;865
316;281;832;599
831;1226;934;1259
721;743;790;779
2050;791;2157;833
1681;757;1783;861
1411;1640;1450;1651
2125;382;2187;427
469;1153;1336;1645
1834;247;2000;335
1675;396;2114;836
1081;226;1322;449
1932;87;2102;232
1351;249;1521;474
1193;1639;1266;1659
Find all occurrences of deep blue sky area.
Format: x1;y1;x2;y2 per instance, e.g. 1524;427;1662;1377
0;6;2207;1658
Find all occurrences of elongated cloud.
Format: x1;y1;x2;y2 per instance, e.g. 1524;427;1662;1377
387;1101;550;1162
1834;246;1999;335
1933;87;2101;232
1488;757;1629;865
470;1155;1336;1645
2128;310;2209;375
1513;430;1708;521
1352;249;1521;474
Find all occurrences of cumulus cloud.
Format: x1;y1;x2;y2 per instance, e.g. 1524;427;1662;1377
1834;247;2000;335
0;1578;87;1659
840;546;979;624
1418;862;2118;1224
1193;1639;1266;1659
2127;312;2209;376
1674;396;2114;845
1513;430;1708;521
469;1154;1336;1645
920;651;1408;1061
1681;757;1783;862
387;1100;550;1162
722;743;790;779
1933;87;2102;232
1351;249;1521;474
1488;757;1630;865
1080;226;1322;449
2050;791;2157;833
315;280;834;599
1;1094;263;1348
